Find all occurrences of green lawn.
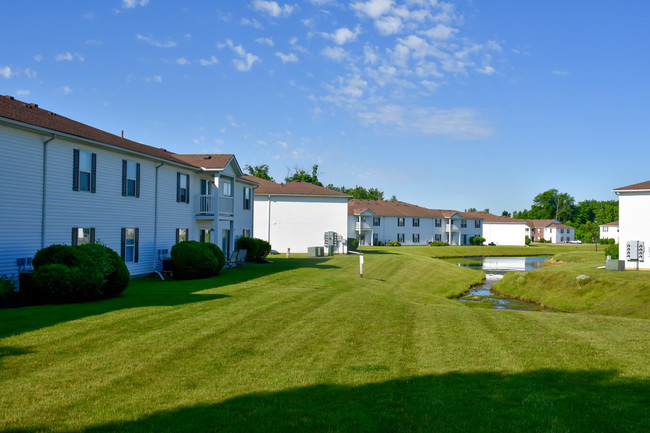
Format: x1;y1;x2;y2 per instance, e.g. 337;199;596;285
1;247;649;432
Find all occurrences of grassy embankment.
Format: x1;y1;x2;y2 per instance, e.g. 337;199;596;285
0;247;649;432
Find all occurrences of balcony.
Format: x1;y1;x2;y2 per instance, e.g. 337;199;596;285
355;222;372;231
219;196;234;216
196;195;215;219
445;224;460;232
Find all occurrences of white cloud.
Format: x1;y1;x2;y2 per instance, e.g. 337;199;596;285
322;26;361;45
476;65;495;75
552;70;570;76
358;105;492;139
241;17;263;29
55;52;73;62
122;0;149;8
199;55;219;66
363;45;379;64
82;12;96;20
351;0;393;19
252;0;294;18
226;39;260;71
16;89;31;96
421;23;458;40
24;68;36;79
255;37;275;46
0;66;13;79
33;54;43;62
144;75;163;83
136;34;177;48
176;57;190;65
321;46;348;62
375;16;402;35
275;52;298;63
62;86;73;95
323;74;368;104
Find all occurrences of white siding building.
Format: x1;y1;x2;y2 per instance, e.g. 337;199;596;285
613;181;650;270
242;175;350;254
524;220;575;243
600;221;619;244
0;95;254;278
348;200;484;246
464;212;528;246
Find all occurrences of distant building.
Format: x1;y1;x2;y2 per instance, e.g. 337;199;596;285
463;212;529;246
613;181;650;269
524;219;575;243
599;221;619;244
241;175;350;254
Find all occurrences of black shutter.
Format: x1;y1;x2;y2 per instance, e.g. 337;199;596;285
120;228;126;260
122;160;127;196
73;149;79;191
135;163;141;198
134;228;139;263
200;230;205;243
72;228;78;246
243;187;246;209
175;228;179;244
186;175;190;203
90;153;97;193
176;172;181;202
186;228;189;242
90;228;96;244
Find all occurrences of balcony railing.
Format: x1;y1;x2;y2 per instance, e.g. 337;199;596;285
356;222;372;231
197;195;215;216
445;224;460;232
219;196;234;215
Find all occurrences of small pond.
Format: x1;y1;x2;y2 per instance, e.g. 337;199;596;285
443;256;550;311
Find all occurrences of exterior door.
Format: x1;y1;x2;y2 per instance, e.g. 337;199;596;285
222;228;231;259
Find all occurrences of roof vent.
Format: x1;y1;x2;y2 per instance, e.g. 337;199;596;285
204;155;212;160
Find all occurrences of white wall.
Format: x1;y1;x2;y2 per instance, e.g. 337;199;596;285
600;225;619;243
482;223;526;246
618;192;650;270
254;195;348;253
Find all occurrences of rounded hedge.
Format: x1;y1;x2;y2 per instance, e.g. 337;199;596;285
33;244;93;269
23;263;105;304
255;239;271;261
171;241;220;280
204;242;225;273
78;243;130;298
236;236;259;262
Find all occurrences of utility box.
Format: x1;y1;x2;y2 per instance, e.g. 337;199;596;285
605;259;625;271
308;247;324;257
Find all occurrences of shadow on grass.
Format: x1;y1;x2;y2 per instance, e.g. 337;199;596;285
13;369;647;433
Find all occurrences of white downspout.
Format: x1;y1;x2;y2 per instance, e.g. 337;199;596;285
41;134;56;248
267;194;271;243
153;162;164;272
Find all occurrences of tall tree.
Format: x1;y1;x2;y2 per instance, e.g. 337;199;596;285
285;164;323;186
501;210;511;217
531;189;576;221
326;184;385;200
244;164;274;181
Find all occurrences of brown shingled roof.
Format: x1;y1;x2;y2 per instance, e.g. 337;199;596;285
0;95;236;171
613;180;650;191
461;211;526;224
241;175;351;197
348;199;462;218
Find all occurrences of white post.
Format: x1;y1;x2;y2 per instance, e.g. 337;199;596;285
286;248;290;258
360;254;364;278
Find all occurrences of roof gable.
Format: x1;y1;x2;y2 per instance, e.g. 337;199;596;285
613;180;650;192
241;175;351;197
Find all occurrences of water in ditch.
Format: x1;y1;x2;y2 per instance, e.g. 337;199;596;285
444;256;550;311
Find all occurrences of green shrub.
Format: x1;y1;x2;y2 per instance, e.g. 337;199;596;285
171;241;220;280
237;237;260;262
599;238;616;245
348;238;359;251
205;242;226;272
255;239;271;261
78;243;130;298
373;240;384;246
605;243;619;260
525;236;531;246
429;241;449;246
33;244;93;269
386;241;401;246
24;263;104;304
470;236;486;246
0;275;18;302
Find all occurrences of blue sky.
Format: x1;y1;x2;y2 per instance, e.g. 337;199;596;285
2;0;649;214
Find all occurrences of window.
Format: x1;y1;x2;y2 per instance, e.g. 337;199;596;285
397;217;405;227
435;234;442;242
603;227;608;233
121;228;139;263
567;229;571;234
200;229;211;243
461;219;467;228
561;237;564;242
122;160;140;197
242;229;251;237
475;220;481;228
177;173;190;203
397;233;405;243
222;177;233;197
413;218;419;227
243;187;251;210
72;227;95;246
176;228;188;243
435;219;442;227
373;217;381;226
73;149;96;193
413;233;420;243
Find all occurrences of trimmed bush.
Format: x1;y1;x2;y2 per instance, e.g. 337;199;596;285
374;240;385;246
429;241;449;247
205;242;226;273
605;243;619;260
348;238;359;251
78;243;130;298
23;263;105;304
0;275;18;302
237;237;260;262
33;244;93;269
171;241;220;280
255;239;271;261
525;236;531;246
386;241;401;246
470;236;486;246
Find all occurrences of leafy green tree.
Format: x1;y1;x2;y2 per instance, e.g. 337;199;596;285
531;189;576;221
465;207;477;212
389;195;398;202
244;164;274;181
326;184;385;200
285;164;323;186
501;210;511;217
